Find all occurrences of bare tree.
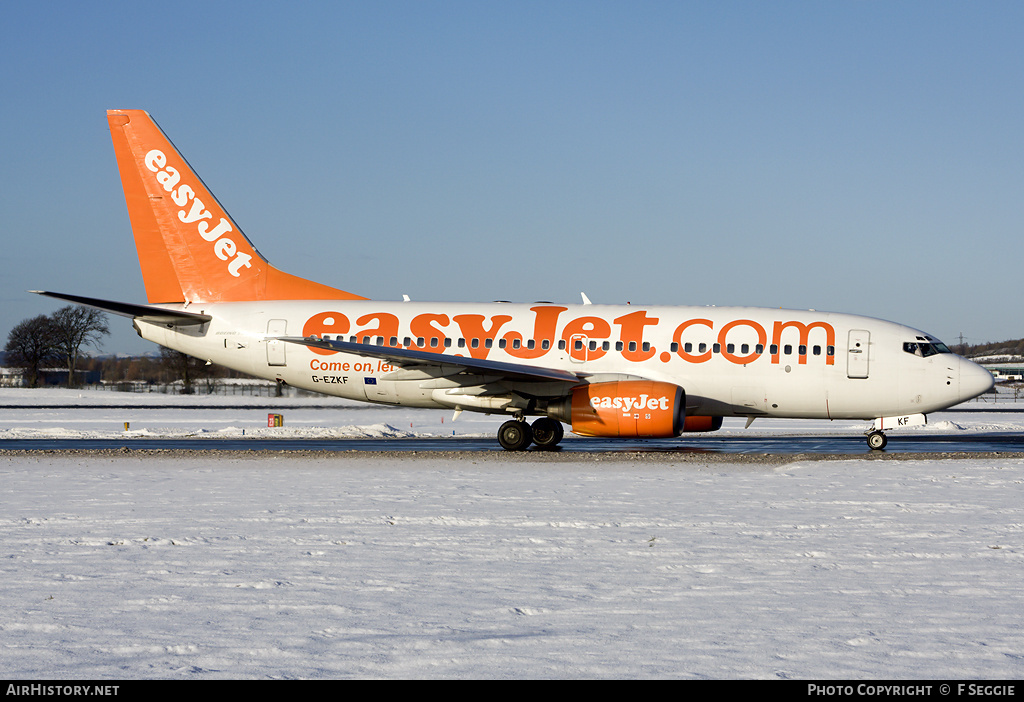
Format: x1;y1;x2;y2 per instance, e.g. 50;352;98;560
49;306;110;387
4;315;60;387
159;347;214;394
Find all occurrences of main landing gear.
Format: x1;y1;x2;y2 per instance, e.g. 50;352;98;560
498;417;564;451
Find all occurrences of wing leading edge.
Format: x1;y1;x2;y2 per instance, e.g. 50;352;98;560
279;336;585;384
30;291;212;326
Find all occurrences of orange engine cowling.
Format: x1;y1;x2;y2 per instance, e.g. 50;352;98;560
681;415;724;433
569;381;685;438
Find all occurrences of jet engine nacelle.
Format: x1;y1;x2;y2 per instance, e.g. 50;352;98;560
681;415;724;433
568;380;686;438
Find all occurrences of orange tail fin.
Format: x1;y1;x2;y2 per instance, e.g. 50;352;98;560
107;110;367;304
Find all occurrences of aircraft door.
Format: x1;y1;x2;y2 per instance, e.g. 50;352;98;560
267;319;287;366
847;329;870;379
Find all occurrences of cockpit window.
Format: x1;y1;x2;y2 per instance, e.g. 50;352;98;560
903;341;952;357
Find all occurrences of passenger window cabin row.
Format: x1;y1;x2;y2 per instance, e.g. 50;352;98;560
321;334;837;359
679;342;836;357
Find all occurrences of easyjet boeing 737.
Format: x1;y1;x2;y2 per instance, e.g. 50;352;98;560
35;110;994;450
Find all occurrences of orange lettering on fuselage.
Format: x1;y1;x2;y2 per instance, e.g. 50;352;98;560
615;310;659;362
355;312;400;345
409;313;449;351
561;316;612;361
453;314;512;360
673;318;713;363
302;311;351;356
299;309;836;366
771;320;836;365
718;319;767;364
503;306;567;359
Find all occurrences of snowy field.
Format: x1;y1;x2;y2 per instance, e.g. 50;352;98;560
1;388;1023;679
2;386;1024;441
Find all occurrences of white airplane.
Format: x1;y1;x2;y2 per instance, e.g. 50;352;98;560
36;110;994;451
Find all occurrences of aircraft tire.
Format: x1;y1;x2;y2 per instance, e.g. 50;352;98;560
531;417;564;447
866;431;887;450
498;420;533;451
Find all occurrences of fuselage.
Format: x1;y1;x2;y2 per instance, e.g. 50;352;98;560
136;300;994;422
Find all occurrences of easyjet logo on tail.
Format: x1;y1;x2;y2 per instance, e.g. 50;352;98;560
144;149;253;278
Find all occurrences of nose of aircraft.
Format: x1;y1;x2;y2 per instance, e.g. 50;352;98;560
959;356;995;403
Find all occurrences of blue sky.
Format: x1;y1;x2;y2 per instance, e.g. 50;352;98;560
2;1;1022;354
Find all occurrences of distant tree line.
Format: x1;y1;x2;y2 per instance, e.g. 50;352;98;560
76;349;253;391
3;306;257;391
953;338;1024;360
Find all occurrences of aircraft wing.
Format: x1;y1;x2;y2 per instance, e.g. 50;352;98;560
279;336;584;384
30;291;212;327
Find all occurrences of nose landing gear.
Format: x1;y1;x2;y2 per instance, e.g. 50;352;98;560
865;413;925;450
866;430;888;450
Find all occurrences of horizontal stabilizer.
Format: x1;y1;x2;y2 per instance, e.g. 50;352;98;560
30;291;212;326
279;336;584;384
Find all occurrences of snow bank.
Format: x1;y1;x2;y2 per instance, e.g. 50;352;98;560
3;387;1023;440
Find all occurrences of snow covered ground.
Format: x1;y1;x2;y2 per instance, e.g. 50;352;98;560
1;386;1024;441
1;388;1023;678
0;387;492;441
